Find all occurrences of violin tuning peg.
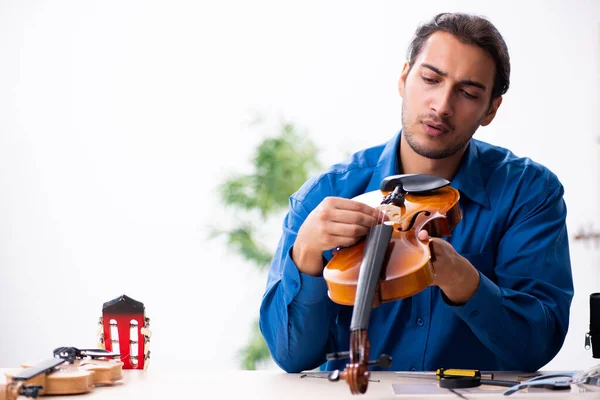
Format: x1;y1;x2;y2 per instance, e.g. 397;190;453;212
367;354;393;368
378;354;392;369
328;370;341;382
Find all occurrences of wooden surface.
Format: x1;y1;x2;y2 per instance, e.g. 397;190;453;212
2;368;600;399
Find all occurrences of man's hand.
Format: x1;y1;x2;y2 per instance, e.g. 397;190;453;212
292;197;383;277
418;230;481;305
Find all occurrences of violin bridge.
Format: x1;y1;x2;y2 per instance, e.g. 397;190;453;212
378;204;403;224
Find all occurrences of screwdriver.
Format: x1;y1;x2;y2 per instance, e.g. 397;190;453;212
396;369;520;388
395;368;494;380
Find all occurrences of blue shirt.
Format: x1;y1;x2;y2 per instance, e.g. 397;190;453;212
259;131;574;373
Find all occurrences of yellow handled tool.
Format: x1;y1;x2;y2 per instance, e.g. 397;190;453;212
437;368;492;380
395;368;494;380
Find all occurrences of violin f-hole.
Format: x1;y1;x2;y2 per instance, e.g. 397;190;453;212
396;211;432;232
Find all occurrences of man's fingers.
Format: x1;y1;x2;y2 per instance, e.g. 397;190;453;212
326;221;371;239
325;196;380;215
418;229;430;241
324;208;380;227
428;238;437;263
329;234;364;249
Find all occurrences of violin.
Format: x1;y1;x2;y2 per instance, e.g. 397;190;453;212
22;347;124;386
322;174;462;394
2;358;93;400
1;347;123;400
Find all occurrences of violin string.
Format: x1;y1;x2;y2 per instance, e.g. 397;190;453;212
361;198;386;370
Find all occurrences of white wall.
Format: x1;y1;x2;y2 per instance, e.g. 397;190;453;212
0;0;599;372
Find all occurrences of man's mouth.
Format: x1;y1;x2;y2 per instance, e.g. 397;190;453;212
422;120;451;136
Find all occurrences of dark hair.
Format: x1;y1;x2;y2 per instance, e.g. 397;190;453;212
407;12;510;99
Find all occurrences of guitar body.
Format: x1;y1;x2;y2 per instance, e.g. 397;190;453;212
2;347;124;400
21;358;123;386
98;294;151;370
77;359;124;384
4;365;93;396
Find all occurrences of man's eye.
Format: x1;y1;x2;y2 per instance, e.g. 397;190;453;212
422;76;437;84
462;90;478;99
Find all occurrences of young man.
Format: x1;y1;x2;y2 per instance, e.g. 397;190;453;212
259;12;574;373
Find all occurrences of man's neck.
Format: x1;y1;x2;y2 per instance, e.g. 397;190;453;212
398;135;466;182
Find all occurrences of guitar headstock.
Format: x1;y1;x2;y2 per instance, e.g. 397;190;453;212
97;294;152;370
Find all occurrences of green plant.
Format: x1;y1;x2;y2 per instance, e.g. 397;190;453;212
213;118;321;369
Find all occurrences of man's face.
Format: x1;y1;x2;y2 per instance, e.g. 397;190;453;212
398;31;502;159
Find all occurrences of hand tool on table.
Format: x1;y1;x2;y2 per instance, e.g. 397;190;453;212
395;368;520;388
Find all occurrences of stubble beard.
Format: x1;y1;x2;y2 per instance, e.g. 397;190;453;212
401;105;479;160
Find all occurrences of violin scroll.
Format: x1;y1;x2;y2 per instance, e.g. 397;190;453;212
326;331;392;394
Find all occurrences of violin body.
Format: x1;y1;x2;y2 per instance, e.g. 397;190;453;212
76;358;124;384
21;358;124;386
2;347;124;400
3;364;94;398
324;185;461;307
323;175;462;394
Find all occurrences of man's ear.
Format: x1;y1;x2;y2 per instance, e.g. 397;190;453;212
398;62;410;97
481;96;503;126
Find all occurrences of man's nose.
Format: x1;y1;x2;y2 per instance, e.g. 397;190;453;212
430;88;454;117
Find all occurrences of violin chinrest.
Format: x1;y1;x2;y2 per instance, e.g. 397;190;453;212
380;174;450;193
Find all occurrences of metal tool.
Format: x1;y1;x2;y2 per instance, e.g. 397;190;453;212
396;368;519;389
503;365;600;396
395;368;494;381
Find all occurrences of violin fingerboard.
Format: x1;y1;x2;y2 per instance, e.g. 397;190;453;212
12;358;65;381
350;224;393;331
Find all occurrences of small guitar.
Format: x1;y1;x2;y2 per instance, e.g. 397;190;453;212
2;347;123;400
97;294;152;370
2;357;93;400
24;347;123;386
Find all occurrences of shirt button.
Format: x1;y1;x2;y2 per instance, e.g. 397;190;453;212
416;317;424;326
470;310;480;317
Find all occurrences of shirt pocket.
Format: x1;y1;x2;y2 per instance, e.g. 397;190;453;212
461;251;495;281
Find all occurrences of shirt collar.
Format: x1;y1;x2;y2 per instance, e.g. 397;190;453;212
450;140;490;209
367;131;490;209
366;131;402;192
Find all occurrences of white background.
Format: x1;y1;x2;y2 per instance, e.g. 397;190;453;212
0;0;599;372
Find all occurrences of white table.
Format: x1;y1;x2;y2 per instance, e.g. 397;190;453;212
2;368;600;399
